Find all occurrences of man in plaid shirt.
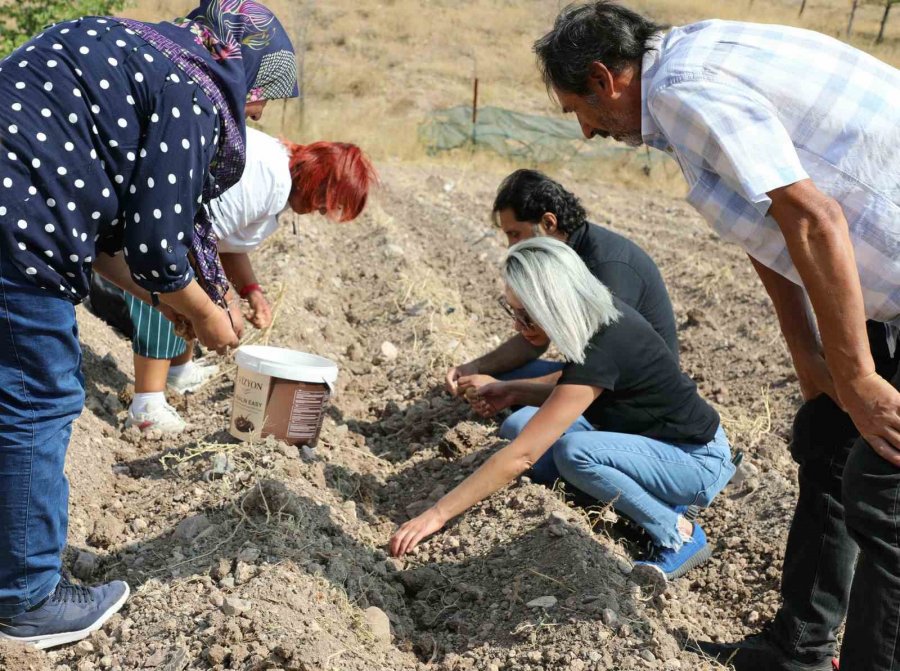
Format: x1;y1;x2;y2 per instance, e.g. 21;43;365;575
535;3;900;670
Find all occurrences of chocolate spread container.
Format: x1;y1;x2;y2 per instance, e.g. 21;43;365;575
229;345;338;448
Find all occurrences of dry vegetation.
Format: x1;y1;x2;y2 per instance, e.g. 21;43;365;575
121;0;900;194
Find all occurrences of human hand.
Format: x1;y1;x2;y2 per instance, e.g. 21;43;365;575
445;361;479;396
246;290;272;329
193;305;240;355
468;381;516;418
458;374;499;393
838;373;900;465
389;506;447;557
228;298;245;340
794;351;840;405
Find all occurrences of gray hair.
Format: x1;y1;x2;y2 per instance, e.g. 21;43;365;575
534;2;663;95
504;237;620;364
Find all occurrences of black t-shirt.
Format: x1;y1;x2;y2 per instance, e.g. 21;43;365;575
567;223;679;361
558;299;719;443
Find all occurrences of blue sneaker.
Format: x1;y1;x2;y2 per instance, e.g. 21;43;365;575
633;523;712;581
0;578;129;649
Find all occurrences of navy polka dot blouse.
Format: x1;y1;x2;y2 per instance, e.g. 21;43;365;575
0;16;220;301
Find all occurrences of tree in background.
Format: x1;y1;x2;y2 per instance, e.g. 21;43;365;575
0;0;127;56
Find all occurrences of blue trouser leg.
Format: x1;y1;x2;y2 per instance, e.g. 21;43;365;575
496;360;566;382
552;426;733;549
0;251;84;617
500;407;734;548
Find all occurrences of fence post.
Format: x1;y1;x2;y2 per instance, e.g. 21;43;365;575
799;0;807;16
877;0;893;43
847;0;860;36
471;77;479;146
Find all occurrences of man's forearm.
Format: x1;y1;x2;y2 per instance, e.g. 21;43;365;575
507;381;556;407
748;255;820;360
471;335;547;375
768;181;873;384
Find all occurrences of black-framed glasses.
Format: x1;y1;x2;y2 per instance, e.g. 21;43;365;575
498;295;536;330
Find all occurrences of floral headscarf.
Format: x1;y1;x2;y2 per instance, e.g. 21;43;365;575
119;0;298;304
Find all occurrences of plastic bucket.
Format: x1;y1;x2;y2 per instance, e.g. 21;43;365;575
229;345;338;447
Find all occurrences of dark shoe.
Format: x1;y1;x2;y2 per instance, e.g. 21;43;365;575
689;633;835;671
633;523;712;581
0;578;129;649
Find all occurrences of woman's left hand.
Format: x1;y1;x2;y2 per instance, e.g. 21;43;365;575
389;506;447;557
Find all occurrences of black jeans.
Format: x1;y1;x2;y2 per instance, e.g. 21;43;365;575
771;321;900;670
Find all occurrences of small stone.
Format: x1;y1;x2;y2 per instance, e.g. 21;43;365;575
211;558;232;580
600;608;620;628
277;443;300;460
72;550;99;580
143;648;166;667
236;547;260;563
130;518;148;533
173;513;211;543
380;341;399;361
526;595;557;609
205;644;227;665
747;610;760;624
75;640;95;655
341;500;357;520
88;514;124;549
364;606;392;643
382;244;405;259
234;561;255;585
640;649;656;663
221;596;249;616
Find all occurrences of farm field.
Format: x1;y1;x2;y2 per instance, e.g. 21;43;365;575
2;0;898;669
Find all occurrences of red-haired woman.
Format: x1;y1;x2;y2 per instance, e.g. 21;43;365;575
122;126;377;433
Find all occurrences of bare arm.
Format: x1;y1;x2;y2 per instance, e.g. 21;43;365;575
768;179;900;459
446;334;548;395
390;384;600;556
219;252;258;293
747;254;836;402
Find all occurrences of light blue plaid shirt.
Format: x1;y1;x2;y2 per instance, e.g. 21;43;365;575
642;21;900;332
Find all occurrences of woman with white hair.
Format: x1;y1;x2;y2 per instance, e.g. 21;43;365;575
390;237;735;580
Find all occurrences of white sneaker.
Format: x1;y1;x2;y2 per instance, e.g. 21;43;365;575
125;399;187;434
166;361;220;394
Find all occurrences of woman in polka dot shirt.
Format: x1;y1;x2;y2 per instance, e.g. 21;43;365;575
0;0;298;649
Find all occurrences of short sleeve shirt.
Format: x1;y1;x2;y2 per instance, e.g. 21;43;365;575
558;299;719;443
210;127;292;253
567;222;679;359
641;21;900;326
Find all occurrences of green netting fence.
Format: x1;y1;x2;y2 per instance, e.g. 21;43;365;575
419;104;669;166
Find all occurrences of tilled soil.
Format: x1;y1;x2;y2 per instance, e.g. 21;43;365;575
0;164;803;671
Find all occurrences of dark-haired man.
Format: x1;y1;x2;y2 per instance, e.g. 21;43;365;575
534;3;900;670
445;169;677;417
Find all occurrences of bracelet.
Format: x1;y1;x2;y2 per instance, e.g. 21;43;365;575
238;283;262;299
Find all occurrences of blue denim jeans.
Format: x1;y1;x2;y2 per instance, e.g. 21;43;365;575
500;406;734;549
496;359;566;382
0;248;83;617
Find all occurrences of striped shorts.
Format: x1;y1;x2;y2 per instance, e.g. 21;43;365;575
123;292;188;360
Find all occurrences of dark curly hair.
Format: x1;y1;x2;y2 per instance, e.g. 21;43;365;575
492;169;588;236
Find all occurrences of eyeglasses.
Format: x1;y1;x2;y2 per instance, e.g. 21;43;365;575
498;295;536;330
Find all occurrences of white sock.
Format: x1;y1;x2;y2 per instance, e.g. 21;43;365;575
131;391;165;415
167;361;195;380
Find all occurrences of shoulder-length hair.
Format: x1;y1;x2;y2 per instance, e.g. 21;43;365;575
505;237;620;363
282;140;378;222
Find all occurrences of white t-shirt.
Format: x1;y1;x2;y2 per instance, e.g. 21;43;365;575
211;127;293;253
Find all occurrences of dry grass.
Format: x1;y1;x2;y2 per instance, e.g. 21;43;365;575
120;0;899;196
